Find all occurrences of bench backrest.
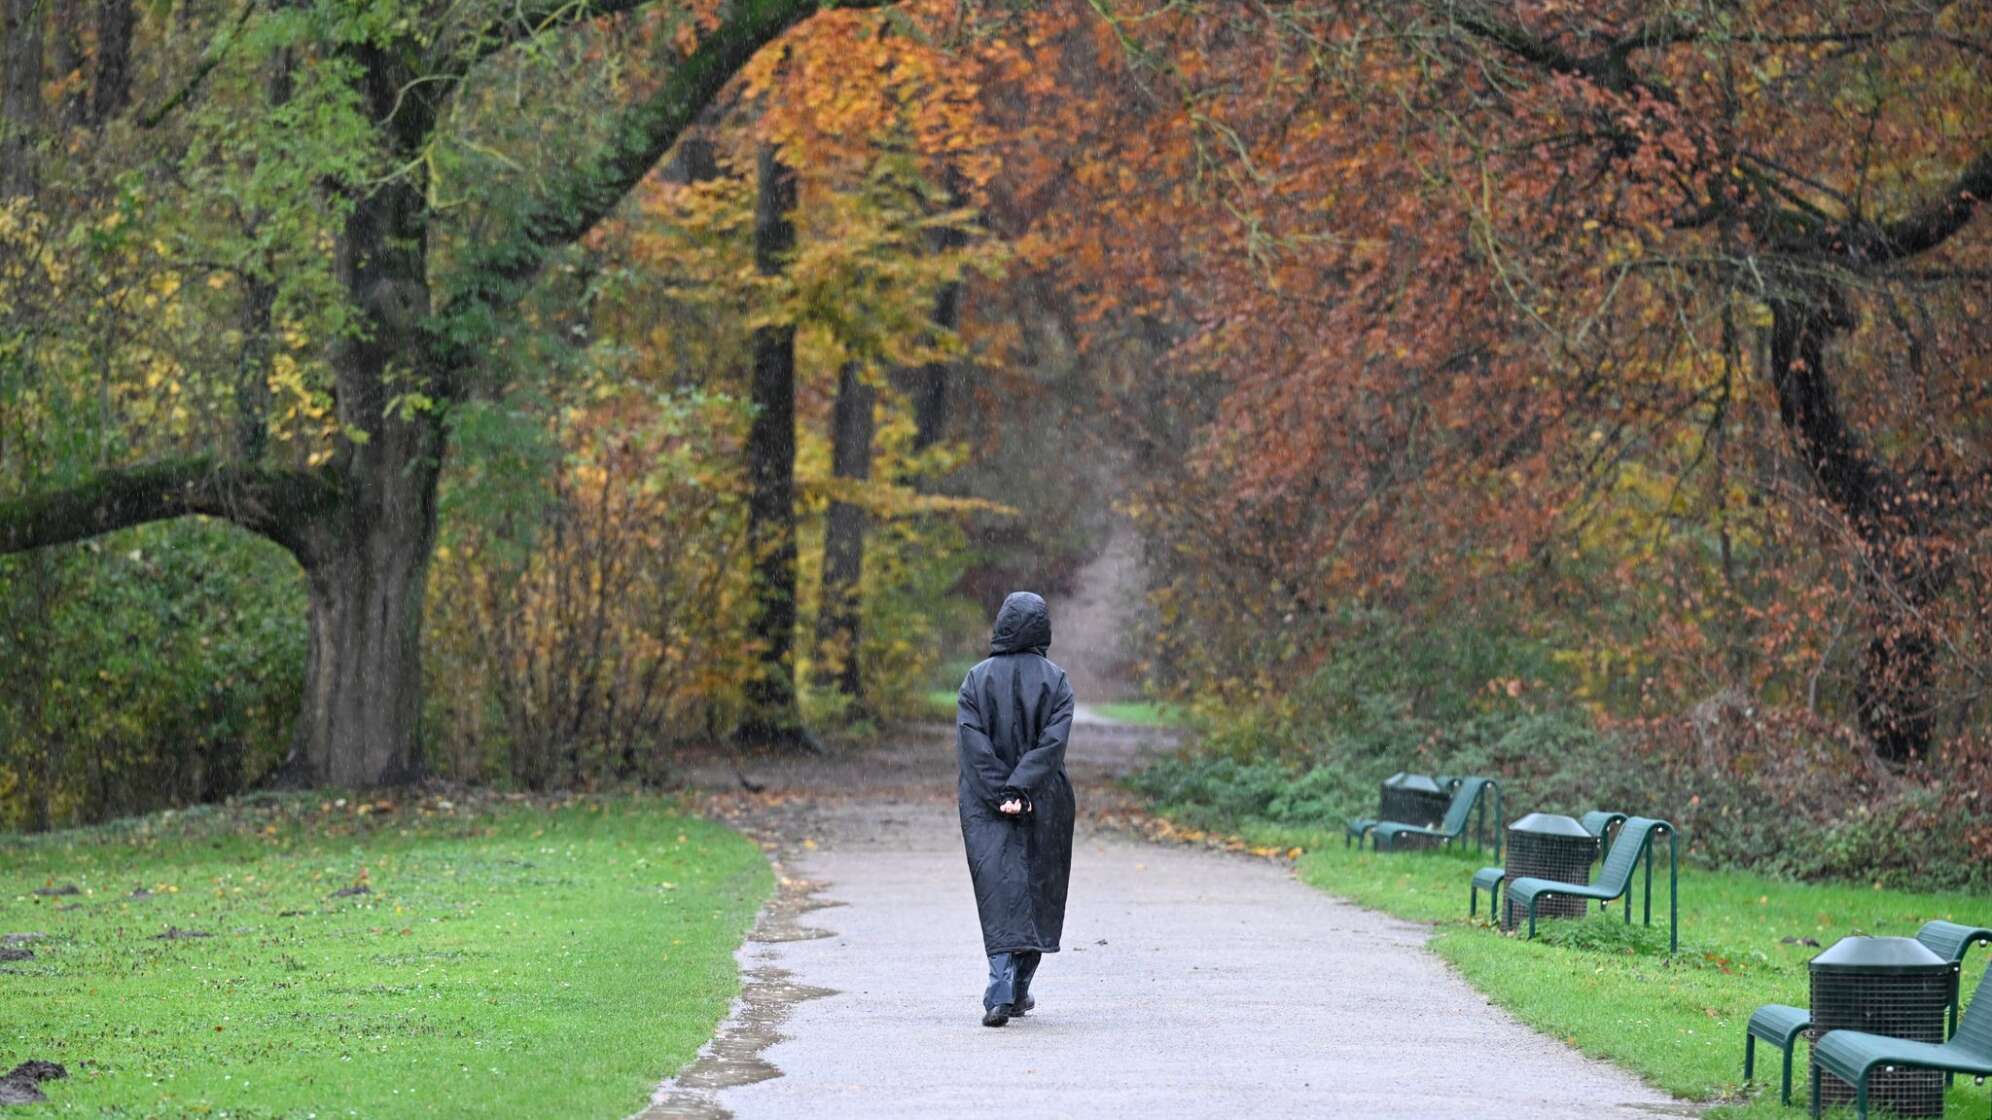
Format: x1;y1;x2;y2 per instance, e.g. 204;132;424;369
1579;810;1626;839
1440;777;1491;835
1915;920;1992;966
1579;811;1627;856
1957;964;1992;1056
1595;817;1669;894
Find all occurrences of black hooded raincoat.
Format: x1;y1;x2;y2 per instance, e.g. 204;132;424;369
957;592;1076;956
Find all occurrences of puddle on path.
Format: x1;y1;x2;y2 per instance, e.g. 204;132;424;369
635;853;839;1120
751;894;845;944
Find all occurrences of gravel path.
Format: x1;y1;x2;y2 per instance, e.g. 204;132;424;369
643;720;1694;1120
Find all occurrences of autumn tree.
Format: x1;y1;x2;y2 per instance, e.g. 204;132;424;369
1058;1;1991;764
0;0;893;787
1425;2;1992;761
679;3;1012;718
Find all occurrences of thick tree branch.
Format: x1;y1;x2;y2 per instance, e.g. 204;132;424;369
0;459;341;559
1446;5;1588;78
1865;147;1992;262
1444;2;1675;101
433;0;891;365
136;0;257;130
1450;4;1990;272
1765;147;1992;267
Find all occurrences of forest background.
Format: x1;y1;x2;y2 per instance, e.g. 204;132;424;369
2;0;1988;892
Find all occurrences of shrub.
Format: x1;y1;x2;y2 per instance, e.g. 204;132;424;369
1135;621;1992;893
0;521;305;830
425;395;751;787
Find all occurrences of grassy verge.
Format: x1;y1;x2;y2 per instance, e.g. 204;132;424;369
918;689;959;722
1139;811;1991;1119
916;690;1184;728
1085;701;1182;727
1;792;771;1118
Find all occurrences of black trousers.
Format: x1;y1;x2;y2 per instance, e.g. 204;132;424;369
983;950;1042;1010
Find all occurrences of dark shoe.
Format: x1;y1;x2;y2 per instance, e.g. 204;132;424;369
981;1003;1013;1027
1013;994;1035;1015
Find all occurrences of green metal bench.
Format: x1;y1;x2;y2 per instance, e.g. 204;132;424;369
1744;1003;1812;1106
1468;866;1505;919
1810;960;1992;1119
1920;919;1992;1085
1370;777;1502;860
1468;810;1627;920
1346;772;1404;848
1509;815;1678;954
1346;774;1464;848
1741;920;1992;1104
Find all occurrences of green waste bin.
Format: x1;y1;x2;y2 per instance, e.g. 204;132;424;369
1501;813;1597;931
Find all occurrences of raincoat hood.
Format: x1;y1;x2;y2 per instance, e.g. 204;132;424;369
989;591;1052;656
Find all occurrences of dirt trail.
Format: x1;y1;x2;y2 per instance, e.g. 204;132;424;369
1046;520;1146;703
642;725;1690;1120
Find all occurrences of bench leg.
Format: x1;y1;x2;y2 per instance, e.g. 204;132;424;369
1744;1033;1756;1081
1643;843;1654;927
1469;881;1478;918
1780;1039;1796;1106
1855;1070;1868;1120
1810;1060;1822;1119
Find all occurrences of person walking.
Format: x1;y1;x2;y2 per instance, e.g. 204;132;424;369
955;590;1076;1027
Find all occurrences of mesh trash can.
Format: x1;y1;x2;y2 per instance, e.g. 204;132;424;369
1378;772;1410;819
1501;813;1599;932
1379;773;1447;828
1809;937;1954;1117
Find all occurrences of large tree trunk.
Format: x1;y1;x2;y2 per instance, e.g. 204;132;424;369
908;274;961;451
289;460;438;787
739;143;807;745
814;361;873;698
909;169;969;452
1769;292;1946;762
1;0;44;198
51;13;83;128
279;141;442;786
88;0;135;126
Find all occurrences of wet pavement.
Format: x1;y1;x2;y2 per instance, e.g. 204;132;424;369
638;716;1693;1120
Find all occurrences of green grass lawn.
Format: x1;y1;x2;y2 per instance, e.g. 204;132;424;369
917;690;1184;728
1085;701;1183;727
1146;812;1991;1119
917;689;958;722
0;792;771;1118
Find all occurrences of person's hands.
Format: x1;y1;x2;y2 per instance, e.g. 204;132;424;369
998;799;1024;815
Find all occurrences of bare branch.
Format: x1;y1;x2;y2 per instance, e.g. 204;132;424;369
458;0;652;70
